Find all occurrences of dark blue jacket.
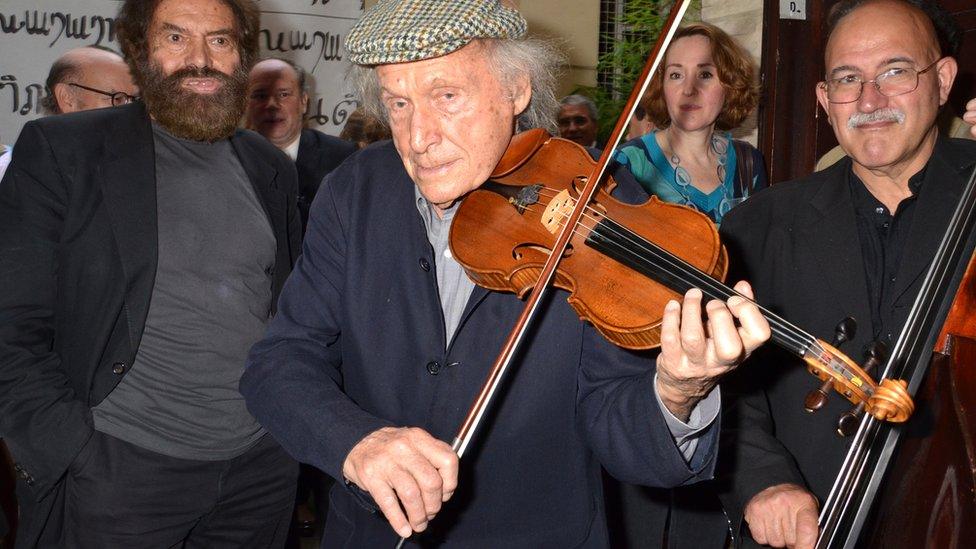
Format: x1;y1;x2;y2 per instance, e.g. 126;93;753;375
295;128;358;230
241;140;718;547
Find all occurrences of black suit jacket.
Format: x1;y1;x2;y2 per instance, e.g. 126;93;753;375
295;128;357;229
716;137;976;536
0;102;301;545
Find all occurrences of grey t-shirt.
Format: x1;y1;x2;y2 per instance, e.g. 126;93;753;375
93;124;276;460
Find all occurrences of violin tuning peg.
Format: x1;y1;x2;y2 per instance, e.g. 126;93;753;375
861;341;887;372
804;318;856;415
832;317;857;346
804;380;833;413
836;403;865;437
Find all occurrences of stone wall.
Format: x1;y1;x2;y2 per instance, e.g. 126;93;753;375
702;0;764;144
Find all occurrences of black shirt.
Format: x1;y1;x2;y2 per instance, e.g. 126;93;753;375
849;167;926;345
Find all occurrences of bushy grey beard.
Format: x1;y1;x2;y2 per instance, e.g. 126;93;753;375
138;61;248;142
847;108;906;129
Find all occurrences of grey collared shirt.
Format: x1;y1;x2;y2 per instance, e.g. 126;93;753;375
413;189;718;461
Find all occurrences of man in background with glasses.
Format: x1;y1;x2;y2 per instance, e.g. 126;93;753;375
0;47;138;183
716;1;976;548
40;46;138;115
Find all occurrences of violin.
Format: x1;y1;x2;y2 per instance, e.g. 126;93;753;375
450;129;913;424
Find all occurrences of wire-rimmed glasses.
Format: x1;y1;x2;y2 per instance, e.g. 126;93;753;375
68;82;138;107
820;59;941;104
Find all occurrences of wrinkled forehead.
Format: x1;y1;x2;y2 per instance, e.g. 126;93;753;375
375;42;496;92
250;62;299;88
825;1;939;73
149;0;238;33
558;104;593;121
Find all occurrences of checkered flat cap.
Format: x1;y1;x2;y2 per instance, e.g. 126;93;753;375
346;0;527;65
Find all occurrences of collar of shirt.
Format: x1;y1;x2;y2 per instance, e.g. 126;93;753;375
282;135;301;162
849;165;927;218
414;187;474;346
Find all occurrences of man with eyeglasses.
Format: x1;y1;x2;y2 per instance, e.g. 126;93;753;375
714;1;976;548
40;46;139;115
245;58;356;230
0;47;137;183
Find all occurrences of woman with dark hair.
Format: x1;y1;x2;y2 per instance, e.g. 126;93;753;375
616;23;767;225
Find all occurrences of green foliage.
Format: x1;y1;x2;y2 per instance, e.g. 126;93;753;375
580;0;701;142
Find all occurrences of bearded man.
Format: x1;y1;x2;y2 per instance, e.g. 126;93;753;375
0;0;301;546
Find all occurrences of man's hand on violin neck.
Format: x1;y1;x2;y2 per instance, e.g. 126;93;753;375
744;483;819;549
342;426;459;539
655;282;770;422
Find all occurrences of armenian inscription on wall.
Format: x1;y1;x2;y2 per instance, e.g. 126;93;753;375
0;0;362;145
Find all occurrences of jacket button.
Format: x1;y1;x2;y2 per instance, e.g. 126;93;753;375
112;361;127;375
15;466;30;482
266;265;276;276
419;258;431;272
426;361;441;375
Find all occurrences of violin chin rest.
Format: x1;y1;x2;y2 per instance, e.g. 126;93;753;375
491;128;551;178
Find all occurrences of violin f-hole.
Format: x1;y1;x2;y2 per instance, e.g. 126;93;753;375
512;242;574;261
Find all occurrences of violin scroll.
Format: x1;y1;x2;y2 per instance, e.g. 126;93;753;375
867;379;913;422
802;341;913;424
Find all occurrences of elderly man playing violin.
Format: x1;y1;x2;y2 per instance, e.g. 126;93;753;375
240;1;769;547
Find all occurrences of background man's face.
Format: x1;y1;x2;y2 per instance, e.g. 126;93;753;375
815;1;956;175
59;52;138;113
246;60;309;149
557;104;598;147
377;41;530;212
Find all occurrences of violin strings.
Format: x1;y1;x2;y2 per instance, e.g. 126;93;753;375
522;186;820;354
510;190;822;359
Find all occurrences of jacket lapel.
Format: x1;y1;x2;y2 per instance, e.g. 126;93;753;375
798;160;874;332
295;129;320;182
889;138;973;304
453;285;491;345
231;133;284;240
98;103;158;351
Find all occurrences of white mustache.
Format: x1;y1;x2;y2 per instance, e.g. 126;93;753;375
847;108;906;129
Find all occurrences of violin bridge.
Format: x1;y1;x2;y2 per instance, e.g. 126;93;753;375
541;189;575;235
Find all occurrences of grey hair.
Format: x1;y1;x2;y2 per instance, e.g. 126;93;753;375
349;37;564;134
559;94;598;121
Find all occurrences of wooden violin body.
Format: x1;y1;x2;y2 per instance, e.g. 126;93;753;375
450;129;726;350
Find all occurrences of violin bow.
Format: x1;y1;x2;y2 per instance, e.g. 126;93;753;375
448;0;691;466
393;1;693;547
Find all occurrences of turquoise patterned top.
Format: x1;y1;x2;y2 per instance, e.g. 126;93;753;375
615;131;767;225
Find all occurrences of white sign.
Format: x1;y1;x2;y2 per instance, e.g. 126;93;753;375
779;0;806;21
0;0;363;145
